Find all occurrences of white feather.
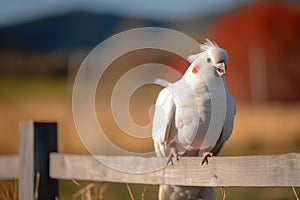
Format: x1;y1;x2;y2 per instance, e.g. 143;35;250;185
152;38;235;157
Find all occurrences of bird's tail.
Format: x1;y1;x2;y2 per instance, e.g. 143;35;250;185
159;185;216;200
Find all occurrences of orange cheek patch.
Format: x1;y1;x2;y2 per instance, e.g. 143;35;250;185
192;67;198;73
192;64;200;74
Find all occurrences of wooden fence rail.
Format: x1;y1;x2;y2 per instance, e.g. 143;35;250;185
0;155;18;179
0;121;299;199
1;153;299;187
50;153;300;187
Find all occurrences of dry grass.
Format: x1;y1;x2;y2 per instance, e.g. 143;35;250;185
125;183;135;200
69;180;140;200
98;183;107;200
69;181;149;200
220;187;228;200
293;187;300;200
219;104;300;156
34;172;40;200
1;98;300;156
0;180;17;200
141;186;147;200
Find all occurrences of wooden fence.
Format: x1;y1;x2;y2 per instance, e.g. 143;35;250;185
0;121;299;199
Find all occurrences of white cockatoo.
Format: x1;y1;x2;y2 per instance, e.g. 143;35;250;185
152;39;235;200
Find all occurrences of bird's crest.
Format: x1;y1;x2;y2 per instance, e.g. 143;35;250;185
199;38;219;52
187;39;224;63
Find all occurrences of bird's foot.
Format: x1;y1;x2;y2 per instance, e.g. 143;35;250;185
201;152;214;165
166;146;179;166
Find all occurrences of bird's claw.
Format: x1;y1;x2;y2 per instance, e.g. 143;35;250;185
166;147;179;166
201;152;214;165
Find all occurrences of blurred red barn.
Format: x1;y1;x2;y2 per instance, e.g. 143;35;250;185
209;1;300;103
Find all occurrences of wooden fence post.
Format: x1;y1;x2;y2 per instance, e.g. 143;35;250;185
19;121;58;200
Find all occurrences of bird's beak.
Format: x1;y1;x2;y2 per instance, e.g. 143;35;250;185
215;62;226;77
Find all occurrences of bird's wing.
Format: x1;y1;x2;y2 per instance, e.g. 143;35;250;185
212;92;236;155
223;92;236;141
152;87;175;157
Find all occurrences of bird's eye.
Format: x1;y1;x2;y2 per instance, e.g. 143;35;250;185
206;57;212;63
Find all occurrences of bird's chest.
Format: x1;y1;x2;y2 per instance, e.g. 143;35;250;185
173;83;212;130
172;82;215;151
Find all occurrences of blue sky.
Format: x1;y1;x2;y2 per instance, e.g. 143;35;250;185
0;0;252;27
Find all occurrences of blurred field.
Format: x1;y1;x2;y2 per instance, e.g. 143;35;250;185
1;77;299;155
0;77;299;199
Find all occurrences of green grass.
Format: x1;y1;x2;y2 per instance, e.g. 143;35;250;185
57;183;300;200
60;180;159;200
1;180;299;200
0;76;68;101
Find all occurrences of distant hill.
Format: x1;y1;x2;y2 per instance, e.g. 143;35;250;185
0;11;166;51
0;11;167;75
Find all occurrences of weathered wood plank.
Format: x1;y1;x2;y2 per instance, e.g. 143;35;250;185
19;121;34;200
0;155;18;179
50;153;300;187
